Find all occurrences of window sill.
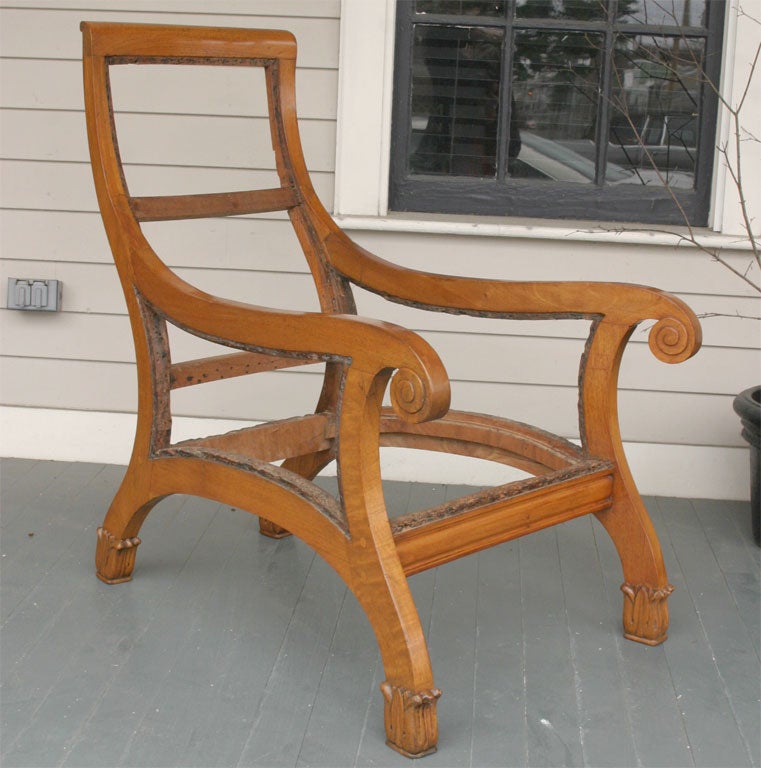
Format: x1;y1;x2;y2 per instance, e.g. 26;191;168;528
333;211;755;251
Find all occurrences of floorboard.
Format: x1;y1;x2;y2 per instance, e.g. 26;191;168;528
0;460;757;768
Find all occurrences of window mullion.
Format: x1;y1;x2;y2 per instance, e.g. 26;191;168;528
593;1;616;186
496;3;514;182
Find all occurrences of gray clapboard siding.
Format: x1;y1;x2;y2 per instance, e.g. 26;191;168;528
3;0;341;15
2;309;757;401
2;459;757;767
0;8;340;68
0;354;745;447
352;230;761;300
3;205;759;313
2;110;337;172
0;159;335;211
1;1;758;491
1;59;339;119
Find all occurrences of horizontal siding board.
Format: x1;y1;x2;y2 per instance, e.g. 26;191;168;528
0;9;340;68
0;211;310;271
1;60;338;120
2;308;756;396
3;261;758;359
1;1;340;15
109;63;339;120
2;224;759;349
0;159;335;211
0;357;325;421
0;357;745;446
1;110;337;173
354;231;761;299
2;258;759;353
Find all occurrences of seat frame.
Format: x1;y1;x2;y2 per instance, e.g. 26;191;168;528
82;22;701;758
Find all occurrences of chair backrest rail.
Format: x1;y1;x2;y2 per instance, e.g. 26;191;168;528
131;187;298;222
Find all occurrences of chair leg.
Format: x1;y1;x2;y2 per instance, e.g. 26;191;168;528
95;465;162;584
380;681;441;758
348;545;441;757
595;479;673;645
258;517;292;538
258;450;333;539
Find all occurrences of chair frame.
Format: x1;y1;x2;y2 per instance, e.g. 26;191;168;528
82;22;701;758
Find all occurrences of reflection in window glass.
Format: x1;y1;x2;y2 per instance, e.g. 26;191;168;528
409;24;504;176
609;35;704;187
392;0;722;223
510;30;602;183
618;0;707;26
415;1;505;16
515;0;607;21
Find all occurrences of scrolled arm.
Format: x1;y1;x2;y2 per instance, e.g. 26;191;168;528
132;246;451;423
647;312;701;364
325;229;701;365
390;367;435;423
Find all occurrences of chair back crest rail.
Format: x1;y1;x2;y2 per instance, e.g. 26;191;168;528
82;21;701;759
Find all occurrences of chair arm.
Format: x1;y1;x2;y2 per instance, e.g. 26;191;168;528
325;230;701;364
132;253;450;424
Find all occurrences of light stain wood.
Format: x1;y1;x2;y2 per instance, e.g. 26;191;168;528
130;187;298;222
81;21;703;759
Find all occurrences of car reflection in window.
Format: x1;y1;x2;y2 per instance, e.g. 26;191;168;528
509;131;694;188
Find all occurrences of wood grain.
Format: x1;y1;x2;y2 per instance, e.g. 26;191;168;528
81;21;702;758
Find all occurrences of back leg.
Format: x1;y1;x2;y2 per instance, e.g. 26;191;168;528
259;449;334;539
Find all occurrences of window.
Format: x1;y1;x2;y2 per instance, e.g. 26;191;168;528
389;0;725;225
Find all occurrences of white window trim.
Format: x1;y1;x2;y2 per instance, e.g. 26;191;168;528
334;0;760;243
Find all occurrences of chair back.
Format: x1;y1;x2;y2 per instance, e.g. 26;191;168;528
81;22;352;317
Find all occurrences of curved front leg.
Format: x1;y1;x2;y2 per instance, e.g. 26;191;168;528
339;367;442;757
96;460;165;583
581;319;685;644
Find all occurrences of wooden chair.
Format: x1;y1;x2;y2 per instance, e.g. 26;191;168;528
82;22;701;758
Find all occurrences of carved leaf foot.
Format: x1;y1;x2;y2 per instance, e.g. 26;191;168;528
95;527;141;584
621;582;674;645
381;682;441;758
258;517;292;539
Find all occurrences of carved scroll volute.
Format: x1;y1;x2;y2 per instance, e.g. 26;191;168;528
390;366;450;425
621;583;674;645
647;314;701;364
381;682;442;758
643;290;702;365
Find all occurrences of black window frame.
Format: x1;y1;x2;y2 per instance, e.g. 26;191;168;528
389;0;726;225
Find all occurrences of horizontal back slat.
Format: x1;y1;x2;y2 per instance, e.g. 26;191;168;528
81;21;296;60
170;351;316;389
130;188;298;221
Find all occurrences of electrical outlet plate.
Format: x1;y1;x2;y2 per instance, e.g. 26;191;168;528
7;278;62;311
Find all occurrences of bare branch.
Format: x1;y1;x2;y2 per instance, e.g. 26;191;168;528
602;6;760;301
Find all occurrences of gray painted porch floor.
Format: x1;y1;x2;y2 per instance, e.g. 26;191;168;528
1;458;758;768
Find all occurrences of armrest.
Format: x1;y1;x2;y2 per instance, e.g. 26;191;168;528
132;249;450;424
325;230;701;364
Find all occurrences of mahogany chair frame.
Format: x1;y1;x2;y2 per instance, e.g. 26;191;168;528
82;22;701;758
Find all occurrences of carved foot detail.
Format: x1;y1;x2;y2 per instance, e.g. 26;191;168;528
258;517;292;539
621;582;674;645
381;682;441;758
96;527;141;584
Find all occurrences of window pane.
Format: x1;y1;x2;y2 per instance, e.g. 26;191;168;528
408;24;504;176
510;30;602;183
415;1;505;17
515;0;607;21
608;34;704;188
618;0;707;26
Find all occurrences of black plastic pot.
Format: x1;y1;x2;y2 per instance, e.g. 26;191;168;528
733;385;761;546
